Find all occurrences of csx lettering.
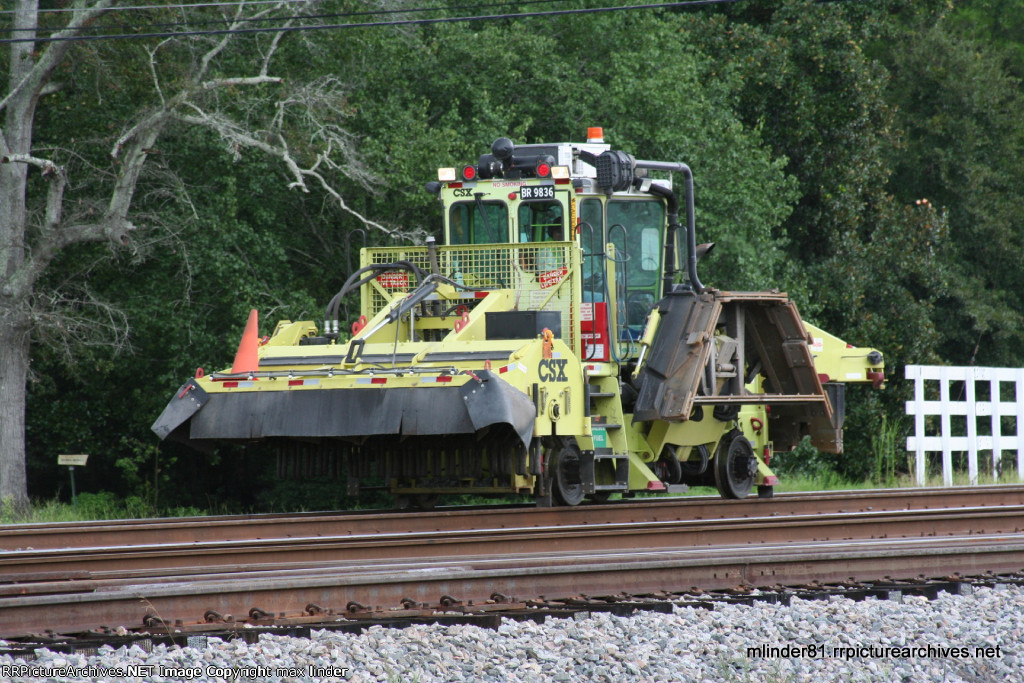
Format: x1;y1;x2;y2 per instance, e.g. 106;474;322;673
452;188;474;197
538;358;568;382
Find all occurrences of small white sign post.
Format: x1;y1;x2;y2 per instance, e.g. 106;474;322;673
58;454;89;508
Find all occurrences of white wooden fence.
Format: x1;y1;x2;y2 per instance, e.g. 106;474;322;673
905;365;1024;486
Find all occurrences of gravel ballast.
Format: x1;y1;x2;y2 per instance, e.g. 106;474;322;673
2;584;1021;682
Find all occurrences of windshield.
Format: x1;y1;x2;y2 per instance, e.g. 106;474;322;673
518;201;565;243
449;201;508;245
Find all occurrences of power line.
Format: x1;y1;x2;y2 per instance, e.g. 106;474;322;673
0;0;314;15
0;0;740;44
0;0;569;35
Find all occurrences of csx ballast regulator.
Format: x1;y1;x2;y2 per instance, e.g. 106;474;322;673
153;129;885;507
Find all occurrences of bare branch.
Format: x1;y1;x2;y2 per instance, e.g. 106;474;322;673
30;285;132;364
111;77;281;161
196;0;286;82
175;107;389;234
145;39;175;108
110;110;170;161
2;152;68;237
200;76;283;91
0;0;117;115
1;153;62;178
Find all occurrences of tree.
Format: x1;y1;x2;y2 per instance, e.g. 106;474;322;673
0;0;381;510
885;18;1024;367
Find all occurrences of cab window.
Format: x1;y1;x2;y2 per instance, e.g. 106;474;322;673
449;201;508;245
518;201;564;243
579;198;604;302
608;199;665;330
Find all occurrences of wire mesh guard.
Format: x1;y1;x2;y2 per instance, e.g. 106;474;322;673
362;243;581;353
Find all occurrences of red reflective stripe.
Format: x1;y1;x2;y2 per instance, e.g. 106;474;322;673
222;381;239;388
371;377;387;384
436;376;453;383
555;178;571;184
288;379;303;386
474;292;488;298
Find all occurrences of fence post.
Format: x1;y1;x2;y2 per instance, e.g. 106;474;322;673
1017;369;1024;481
906;365;927;486
939;367;953;487
990;373;1001;482
966;368;978;485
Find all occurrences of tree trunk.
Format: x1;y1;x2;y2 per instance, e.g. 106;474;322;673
0;324;29;512
0;1;38;510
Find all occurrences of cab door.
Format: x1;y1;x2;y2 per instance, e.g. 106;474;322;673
608;199;665;344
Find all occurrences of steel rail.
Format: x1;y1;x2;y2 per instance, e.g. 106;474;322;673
3;485;1023;551
2;533;1023;637
3;504;1024;580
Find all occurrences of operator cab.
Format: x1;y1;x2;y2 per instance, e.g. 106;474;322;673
432;130;694;356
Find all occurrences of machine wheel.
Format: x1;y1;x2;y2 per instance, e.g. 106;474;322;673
550;439;586;506
714;431;756;499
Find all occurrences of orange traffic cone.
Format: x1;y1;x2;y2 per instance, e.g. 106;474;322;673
231;309;260;374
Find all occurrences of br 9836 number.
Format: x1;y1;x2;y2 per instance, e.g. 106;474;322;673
520;185;554;200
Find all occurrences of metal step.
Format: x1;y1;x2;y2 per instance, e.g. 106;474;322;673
591;416;622;430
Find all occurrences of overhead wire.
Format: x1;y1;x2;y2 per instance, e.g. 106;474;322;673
0;0;314;14
0;0;570;35
0;0;742;44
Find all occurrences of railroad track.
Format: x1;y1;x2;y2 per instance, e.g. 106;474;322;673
4;484;1023;550
1;486;1023;638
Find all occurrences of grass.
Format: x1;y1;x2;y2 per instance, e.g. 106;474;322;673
0;491;205;525
7;466;1022;524
914;467;1023;488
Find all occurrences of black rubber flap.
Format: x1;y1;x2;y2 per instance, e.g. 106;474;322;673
173;378;534;448
458;369;536;448
151;379;210;440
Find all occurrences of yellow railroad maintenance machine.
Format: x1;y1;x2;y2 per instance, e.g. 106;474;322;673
153;131;885;507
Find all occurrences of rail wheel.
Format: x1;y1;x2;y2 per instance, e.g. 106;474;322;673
550;438;586;506
714;430;756;499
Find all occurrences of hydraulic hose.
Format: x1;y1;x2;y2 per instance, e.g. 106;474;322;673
325;260;427;334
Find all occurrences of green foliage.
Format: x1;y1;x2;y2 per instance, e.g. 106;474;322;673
0;491;204;524
884;17;1024;367
948;0;1024;77
16;0;1024;511
871;414;905;486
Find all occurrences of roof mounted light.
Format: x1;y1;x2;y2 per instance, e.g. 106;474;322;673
535;160;551;178
438;168;457;182
551;166;570;179
587;127;604;143
462;165;477;181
